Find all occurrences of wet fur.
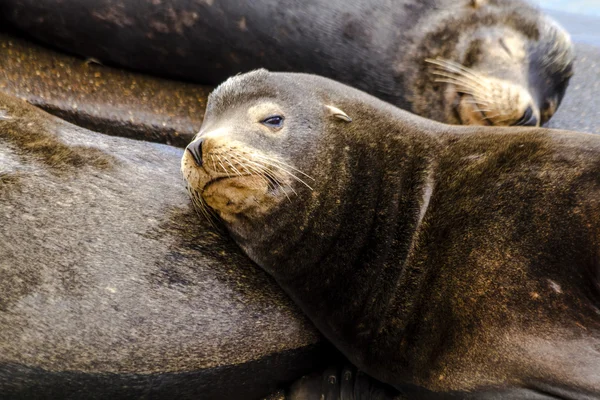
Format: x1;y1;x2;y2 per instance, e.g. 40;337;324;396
0;94;114;170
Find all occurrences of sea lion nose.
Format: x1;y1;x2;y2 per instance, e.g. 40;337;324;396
514;106;538;127
186;139;204;167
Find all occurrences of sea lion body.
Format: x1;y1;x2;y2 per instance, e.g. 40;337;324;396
0;92;325;399
182;70;600;398
2;0;574;126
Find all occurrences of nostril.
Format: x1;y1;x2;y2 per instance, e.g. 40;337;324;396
514;106;538;127
186;139;203;167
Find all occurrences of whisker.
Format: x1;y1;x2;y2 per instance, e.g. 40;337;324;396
255;159;314;191
215;155;231;177
232;150;304;192
231;153;296;199
186;185;221;231
224;157;243;177
240;154;314;191
431;71;487;91
228;154;279;192
432;77;489;97
464;99;491;108
433;81;495;104
426;58;484;81
210;155;217;174
248;152;315;181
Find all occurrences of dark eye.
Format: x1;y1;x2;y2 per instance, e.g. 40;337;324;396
261;115;284;128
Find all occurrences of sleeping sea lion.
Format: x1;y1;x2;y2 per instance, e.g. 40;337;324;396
2;0;574;126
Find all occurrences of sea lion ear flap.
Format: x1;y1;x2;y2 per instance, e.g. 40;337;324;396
324;105;352;123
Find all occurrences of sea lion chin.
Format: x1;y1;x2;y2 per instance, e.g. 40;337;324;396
183;70;600;398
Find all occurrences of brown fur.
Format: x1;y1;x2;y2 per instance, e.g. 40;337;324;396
184;70;600;398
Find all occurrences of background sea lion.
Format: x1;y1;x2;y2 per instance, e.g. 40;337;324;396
0;91;330;399
1;0;574;127
182;70;600;398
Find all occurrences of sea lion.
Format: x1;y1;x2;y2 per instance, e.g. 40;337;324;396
2;0;574;126
182;70;600;398
0;91;328;399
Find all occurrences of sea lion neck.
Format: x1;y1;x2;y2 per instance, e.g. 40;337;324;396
231;110;441;371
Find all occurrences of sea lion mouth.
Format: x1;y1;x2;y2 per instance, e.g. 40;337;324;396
204;173;252;190
183;164;275;224
202;173;286;200
427;58;540;127
456;93;493;126
181;141;314;222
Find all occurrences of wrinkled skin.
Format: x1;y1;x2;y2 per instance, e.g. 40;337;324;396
183;70;600;399
2;0;574;126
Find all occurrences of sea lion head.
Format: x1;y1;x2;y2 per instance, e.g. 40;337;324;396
181;72;444;370
181;69;420;269
181;70;338;244
413;1;574;127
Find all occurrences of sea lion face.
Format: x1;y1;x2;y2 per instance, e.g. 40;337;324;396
420;8;574;127
181;103;289;223
181;70;328;227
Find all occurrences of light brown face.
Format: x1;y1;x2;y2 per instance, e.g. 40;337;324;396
432;58;538;127
427;18;574;127
428;29;540;127
181;132;277;224
181;101;314;224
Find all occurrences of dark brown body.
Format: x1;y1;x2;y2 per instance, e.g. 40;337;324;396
279;128;600;398
187;71;600;398
1;0;573;125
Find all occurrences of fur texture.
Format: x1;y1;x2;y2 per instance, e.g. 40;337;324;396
184;70;600;398
3;0;574;126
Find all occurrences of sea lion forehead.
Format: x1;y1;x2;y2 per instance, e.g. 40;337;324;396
207;70;302;113
247;102;285;120
535;16;574;74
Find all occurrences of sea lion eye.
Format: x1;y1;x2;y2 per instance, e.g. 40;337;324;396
261;115;284;128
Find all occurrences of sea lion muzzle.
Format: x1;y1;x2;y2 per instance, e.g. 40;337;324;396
186;138;204;167
513;106;538;127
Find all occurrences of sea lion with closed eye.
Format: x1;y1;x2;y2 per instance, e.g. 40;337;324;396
2;0;574;127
